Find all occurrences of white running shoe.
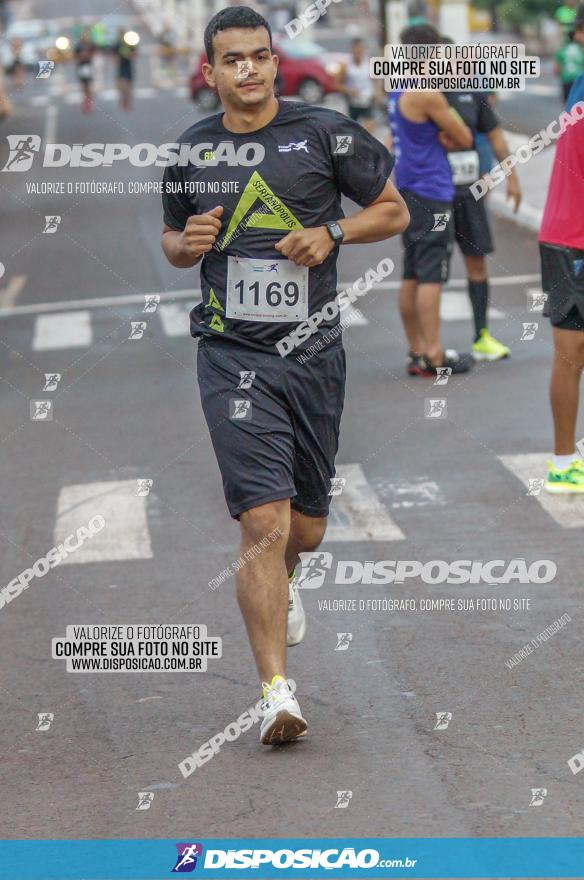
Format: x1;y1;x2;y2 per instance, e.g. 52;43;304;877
259;675;308;745
287;574;306;647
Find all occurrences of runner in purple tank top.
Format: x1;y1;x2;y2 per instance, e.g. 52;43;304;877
387;23;474;376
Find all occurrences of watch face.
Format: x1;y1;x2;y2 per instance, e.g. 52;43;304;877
328;222;343;241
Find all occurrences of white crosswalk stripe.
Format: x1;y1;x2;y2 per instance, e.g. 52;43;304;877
326;463;405;542
440;291;504;322
54;480;153;563
499;453;584;528
157;303;191;337
33;311;92;351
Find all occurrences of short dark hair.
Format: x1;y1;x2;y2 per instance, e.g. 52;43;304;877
204;6;272;64
400;23;441;44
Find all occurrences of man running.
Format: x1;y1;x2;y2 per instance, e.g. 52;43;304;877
539;84;584;493
443;62;521;361
161;5;408;744
387;23;474;376
74;29;96;114
337;38;376;134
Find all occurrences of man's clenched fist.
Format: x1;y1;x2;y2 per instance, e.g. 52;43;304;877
275;226;336;268
180;205;224;260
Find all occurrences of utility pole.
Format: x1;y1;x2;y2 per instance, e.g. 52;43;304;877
379;0;408;47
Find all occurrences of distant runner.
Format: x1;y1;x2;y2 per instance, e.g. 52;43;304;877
337;38;376;134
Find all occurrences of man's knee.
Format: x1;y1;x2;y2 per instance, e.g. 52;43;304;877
556;331;584;369
240;500;289;546
292;515;327;553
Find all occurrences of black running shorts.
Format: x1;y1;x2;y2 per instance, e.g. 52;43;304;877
197;337;346;519
540;242;584;331
453;191;494;257
401;189;454;284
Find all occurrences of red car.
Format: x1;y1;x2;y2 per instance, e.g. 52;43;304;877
189;38;345;110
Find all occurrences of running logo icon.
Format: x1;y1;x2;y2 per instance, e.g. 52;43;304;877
527;290;547;312
43;216;61;234
237;371;255;390
335;632;353;651
530;788;547;806
136;792;154;811
521;322;538;341
129;321;147;340
331;134;354;155
230;399;252;420
278;140;309;153
527;478;545;496
434;367;452;386
43;373;61;391
36;61;55;78
431;213;450;232
297;551;333;589
143;294;160;313
425;398;447;418
335;790;352;808
2;135;41;171
36;712;54;731
172;843;203;872
136;479;153;497
329;477;346;496
434;711;452;730
30;400;53;421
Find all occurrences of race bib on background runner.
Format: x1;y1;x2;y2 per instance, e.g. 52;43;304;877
448;150;480;186
226;256;308;322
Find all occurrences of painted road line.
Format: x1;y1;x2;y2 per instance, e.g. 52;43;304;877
33;311;92;351
441;291;504;322
0;275;26;309
499;453;584;528
54;480;153;563
326;463;405;542
371;477;445;509
344;306;369;327
0;276;540;319
158;303;191;337
0;291;202;319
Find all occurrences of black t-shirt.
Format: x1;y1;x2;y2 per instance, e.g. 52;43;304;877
162;100;394;351
446;92;498;197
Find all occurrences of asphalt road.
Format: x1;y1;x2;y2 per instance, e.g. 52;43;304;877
1;0;584;866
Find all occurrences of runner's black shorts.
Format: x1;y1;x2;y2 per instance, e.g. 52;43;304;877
453;190;494;256
197;336;346;520
400;189;454;284
540;241;584;331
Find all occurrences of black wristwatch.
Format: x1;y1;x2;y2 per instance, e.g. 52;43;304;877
325;220;344;245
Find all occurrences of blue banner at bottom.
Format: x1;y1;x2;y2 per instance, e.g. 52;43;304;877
1;838;583;880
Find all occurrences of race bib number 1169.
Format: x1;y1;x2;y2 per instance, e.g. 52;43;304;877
226;256;308;323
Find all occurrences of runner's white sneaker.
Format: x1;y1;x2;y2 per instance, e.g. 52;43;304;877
287;572;306;647
260;675;308;745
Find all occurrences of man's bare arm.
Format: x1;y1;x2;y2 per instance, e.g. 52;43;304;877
161;205;224;268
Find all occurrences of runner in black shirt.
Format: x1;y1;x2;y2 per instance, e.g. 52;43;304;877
161;5;408;746
443;53;521;361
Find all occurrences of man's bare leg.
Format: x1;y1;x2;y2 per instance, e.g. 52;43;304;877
550;327;584;454
416;281;443;364
236;499;290;684
398;279;425;354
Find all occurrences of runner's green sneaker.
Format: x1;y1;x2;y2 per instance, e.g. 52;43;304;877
545;459;584;494
472;329;510;362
